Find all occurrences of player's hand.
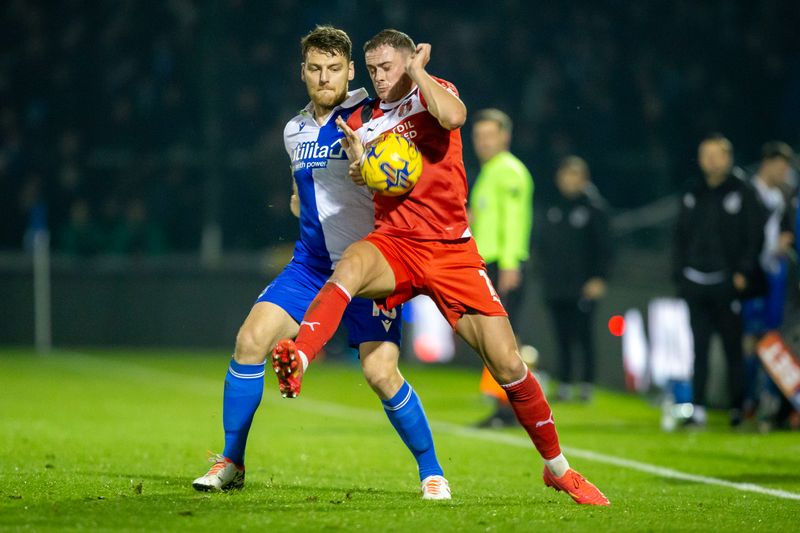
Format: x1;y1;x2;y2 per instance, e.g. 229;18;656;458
348;159;365;186
498;268;522;296
289;193;300;218
335;116;364;162
779;231;794;256
582;277;607;300
733;272;747;292
335;116;366;185
406;43;431;77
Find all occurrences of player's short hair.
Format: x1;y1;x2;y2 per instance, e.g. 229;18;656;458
761;140;796;164
473;108;513;134
301;25;352;61
558;155;590;178
700;133;733;155
363;29;416;54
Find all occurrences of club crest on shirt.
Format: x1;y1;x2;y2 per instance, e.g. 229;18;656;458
723;191;742;214
569;206;590;228
398;99;413;118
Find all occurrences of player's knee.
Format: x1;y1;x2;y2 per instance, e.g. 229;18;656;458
487;348;528;385
333;246;369;289
233;327;269;364
363;363;402;398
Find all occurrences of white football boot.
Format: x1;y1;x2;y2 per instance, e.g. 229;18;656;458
192;454;245;491
421;475;451;500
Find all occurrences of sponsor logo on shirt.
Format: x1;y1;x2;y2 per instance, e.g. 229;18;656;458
291;139;346;170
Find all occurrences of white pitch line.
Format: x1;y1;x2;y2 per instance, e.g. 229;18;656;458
53;352;800;502
290;397;800;502
429;420;800;502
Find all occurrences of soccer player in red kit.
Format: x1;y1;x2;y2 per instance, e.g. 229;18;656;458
272;29;609;506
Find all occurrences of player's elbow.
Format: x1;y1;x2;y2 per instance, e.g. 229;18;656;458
440;105;467;130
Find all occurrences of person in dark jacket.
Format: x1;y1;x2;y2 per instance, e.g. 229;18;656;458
673;133;765;427
538;156;611;402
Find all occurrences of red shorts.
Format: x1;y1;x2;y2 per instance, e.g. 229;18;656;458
365;232;508;328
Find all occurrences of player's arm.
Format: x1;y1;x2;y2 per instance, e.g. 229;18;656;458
290;178;300;218
584;199;610;300
406;44;466;130
672;196;689;284
498;168;532;272
495;167;532;294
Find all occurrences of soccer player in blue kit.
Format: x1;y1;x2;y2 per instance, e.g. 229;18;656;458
192;25;450;500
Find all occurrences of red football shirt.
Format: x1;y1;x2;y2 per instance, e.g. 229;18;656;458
346;77;470;241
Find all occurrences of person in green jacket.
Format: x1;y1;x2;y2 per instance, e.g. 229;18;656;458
469;108;535;428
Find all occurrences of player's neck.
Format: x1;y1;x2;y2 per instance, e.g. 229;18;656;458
704;172;728;188
382;82;416;106
312;105;335;126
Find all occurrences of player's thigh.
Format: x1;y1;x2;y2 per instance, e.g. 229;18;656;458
456;313;526;384
359;340;404;400
333;240;396;299
235;301;300;363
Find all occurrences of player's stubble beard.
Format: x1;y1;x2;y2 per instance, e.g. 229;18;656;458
311;84;348;117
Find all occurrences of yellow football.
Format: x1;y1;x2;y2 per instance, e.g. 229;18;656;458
360;133;422;196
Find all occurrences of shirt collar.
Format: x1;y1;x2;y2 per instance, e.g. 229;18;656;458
379;85;417;111
300;87;370;118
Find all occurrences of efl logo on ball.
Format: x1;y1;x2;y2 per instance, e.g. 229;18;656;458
360;133;422;196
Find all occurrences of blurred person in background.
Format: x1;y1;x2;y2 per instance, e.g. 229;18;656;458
673;134;765;428
107;198;167;256
58;198;103;256
743;141;797;429
537;156;610;402
468;108;535;428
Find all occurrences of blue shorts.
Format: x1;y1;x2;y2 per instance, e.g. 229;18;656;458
743;260;789;335
256;259;402;348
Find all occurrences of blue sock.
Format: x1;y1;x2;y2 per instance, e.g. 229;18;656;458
382;381;443;481
222;359;265;466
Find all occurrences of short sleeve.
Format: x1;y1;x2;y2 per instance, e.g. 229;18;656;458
419;77;459;108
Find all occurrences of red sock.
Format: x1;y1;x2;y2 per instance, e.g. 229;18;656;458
294;282;351;363
502;370;561;460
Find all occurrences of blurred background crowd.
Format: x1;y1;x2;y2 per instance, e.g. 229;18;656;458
3;0;799;255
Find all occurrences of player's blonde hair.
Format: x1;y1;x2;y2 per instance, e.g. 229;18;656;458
301;25;352;60
558;155;590;178
699;133;733;155
363;29;415;53
473;108;513;134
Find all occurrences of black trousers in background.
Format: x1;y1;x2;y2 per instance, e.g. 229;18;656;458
686;295;745;409
486;262;526;331
546;298;596;384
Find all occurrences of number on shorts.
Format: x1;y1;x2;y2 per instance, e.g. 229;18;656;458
372;301;398;319
478;269;501;302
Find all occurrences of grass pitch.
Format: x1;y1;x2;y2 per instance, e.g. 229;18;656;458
1;348;799;532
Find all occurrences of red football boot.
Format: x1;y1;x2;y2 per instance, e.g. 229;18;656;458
272;339;305;398
543;467;610;506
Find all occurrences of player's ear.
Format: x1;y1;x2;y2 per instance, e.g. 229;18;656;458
300;63;306;82
348;61;355;81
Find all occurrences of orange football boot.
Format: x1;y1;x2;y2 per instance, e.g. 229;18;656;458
543;467;610;506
